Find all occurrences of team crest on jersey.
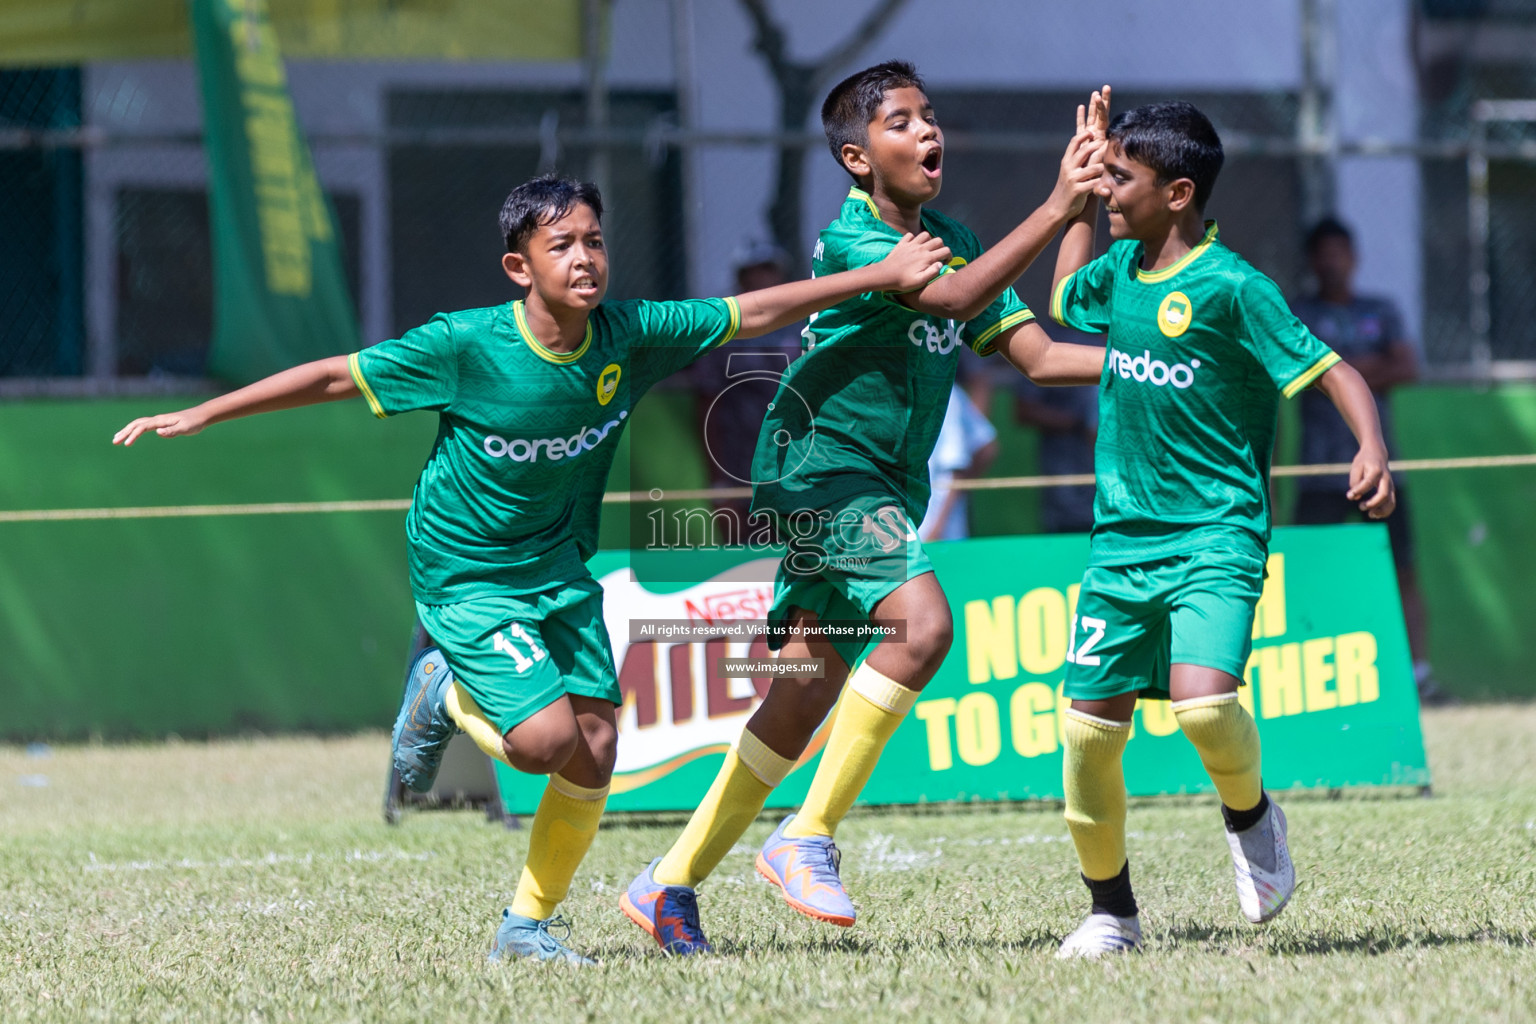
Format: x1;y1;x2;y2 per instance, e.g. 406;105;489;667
596;363;622;405
1158;291;1193;338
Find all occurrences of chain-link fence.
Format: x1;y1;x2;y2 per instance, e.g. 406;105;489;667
0;70;695;390
3;36;1536;388
0;69;83;379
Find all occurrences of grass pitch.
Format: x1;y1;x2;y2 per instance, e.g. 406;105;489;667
3;706;1534;1023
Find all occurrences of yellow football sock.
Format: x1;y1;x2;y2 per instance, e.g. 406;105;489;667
1174;693;1264;812
444;681;512;767
1062;709;1132;881
783;664;918;840
653;729;794;888
509;773;609;921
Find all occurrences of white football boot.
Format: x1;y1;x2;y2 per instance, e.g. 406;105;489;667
1227;795;1295;923
1056;913;1144;958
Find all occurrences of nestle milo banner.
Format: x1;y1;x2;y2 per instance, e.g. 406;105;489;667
494;523;1430;813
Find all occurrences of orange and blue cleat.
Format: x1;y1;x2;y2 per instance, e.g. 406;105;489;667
754;815;856;927
620;858;714;955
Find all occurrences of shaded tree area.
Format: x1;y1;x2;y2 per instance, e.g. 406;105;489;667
737;0;911;268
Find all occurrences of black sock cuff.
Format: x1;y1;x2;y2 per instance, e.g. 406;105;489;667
1222;789;1270;833
1083;860;1138;919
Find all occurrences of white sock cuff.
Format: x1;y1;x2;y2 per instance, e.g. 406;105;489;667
548;773;610;802
1064;708;1133;732
1170;693;1241;713
848;663;919;716
735;729;795;788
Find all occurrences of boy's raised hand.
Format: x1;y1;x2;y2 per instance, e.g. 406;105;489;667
882;230;952;293
1083;84;1111;143
1050;127;1106;221
113;409;208;446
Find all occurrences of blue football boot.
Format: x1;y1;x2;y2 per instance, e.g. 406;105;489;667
488;910;596;965
390;647;455;793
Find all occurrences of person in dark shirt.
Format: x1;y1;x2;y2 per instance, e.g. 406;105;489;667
1290;216;1446;704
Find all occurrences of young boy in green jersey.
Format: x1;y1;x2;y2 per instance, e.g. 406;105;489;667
112;174;949;965
622;61;1109;955
1048;99;1395;957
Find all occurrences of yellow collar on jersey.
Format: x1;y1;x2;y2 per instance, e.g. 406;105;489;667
847;187;968;270
1136;220;1219;283
512;300;592;364
849;186;884;222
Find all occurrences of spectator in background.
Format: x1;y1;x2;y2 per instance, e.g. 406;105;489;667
920;384;999;541
1014;329;1102;534
689;241;804;540
1290;216;1446;704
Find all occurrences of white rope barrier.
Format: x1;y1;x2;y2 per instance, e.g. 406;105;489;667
2;453;1533;524
0;499;411;524
960;452;1536;492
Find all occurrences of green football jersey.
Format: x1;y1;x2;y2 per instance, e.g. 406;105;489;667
1050;221;1339;566
751;187;1035;522
351;296;740;603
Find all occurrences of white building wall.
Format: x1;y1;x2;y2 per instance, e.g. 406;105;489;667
81;0;1420;354
1334;0;1423;348
677;0;1419;336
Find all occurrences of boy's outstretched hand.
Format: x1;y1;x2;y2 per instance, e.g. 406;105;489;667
1348;447;1396;519
113;409;208;446
882;230;952;293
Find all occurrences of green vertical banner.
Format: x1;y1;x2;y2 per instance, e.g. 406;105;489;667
190;0;358;383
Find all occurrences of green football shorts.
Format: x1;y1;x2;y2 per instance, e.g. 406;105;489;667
415;577;620;735
1062;543;1267;702
765;490;934;669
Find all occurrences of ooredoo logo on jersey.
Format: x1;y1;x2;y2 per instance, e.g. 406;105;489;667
483;411;627;463
906;318;963;355
1108;348;1201;389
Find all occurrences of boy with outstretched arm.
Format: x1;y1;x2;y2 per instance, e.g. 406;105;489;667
622;62;1109;955
113;175;949;965
1048;98;1395;957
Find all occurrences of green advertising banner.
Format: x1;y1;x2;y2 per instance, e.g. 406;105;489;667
0;0;581;66
190;0;360;384
495;524;1430;813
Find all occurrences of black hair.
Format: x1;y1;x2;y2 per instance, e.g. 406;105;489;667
498;174;604;253
1107;101;1225;211
821;60;927;179
1305;215;1354;255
